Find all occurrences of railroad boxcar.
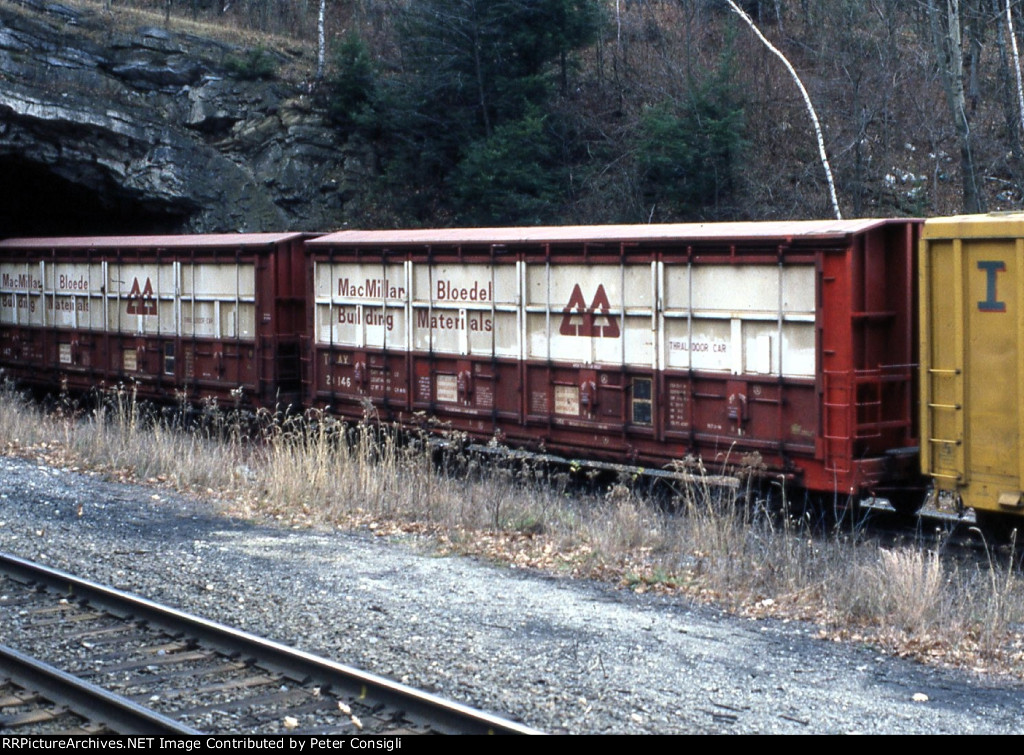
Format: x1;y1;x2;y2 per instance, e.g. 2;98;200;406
306;219;922;500
920;212;1024;520
0;234;307;408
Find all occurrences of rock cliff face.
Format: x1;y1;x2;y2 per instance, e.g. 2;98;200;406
0;0;355;235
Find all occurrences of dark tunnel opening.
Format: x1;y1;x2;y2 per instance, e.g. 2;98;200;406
0;157;193;238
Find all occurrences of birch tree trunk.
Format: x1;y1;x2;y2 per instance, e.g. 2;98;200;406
317;0;326;80
724;0;842;219
1007;0;1024;136
990;0;1024;200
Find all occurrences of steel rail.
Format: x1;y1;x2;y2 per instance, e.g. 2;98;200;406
0;644;203;735
0;551;542;735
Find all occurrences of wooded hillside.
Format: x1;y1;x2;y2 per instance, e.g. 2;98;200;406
85;0;1024;226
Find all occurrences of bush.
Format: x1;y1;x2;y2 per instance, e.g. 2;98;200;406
325;32;377;133
225;47;277;80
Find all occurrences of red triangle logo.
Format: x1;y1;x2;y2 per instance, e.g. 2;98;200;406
559;284;620;338
126;277;158;316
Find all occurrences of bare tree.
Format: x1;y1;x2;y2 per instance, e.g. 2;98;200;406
927;0;985;212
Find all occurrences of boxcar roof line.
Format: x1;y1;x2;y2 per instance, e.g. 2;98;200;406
0;233;306;249
309;219;906;247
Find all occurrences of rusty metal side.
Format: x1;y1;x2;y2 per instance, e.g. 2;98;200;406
817;220;921;495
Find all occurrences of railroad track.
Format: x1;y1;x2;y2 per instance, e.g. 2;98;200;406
0;552;541;735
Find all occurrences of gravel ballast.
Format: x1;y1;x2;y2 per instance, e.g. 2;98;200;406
1;454;1022;734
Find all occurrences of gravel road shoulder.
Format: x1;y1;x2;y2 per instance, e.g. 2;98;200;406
1;454;1021;734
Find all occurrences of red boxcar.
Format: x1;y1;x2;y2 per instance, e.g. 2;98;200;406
306;219;922;499
0;234;307;408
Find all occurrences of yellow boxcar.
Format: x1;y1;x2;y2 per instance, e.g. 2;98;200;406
921;213;1024;518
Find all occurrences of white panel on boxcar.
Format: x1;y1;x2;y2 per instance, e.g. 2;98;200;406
46;262;94;331
0;263;43;327
661;263;815;377
316;262;409;349
109;263;170;334
85;296;105;330
0;299;12;325
410;262;516;356
413;263;515;305
182;301;217;337
689;319;732;371
525;263;642;365
463;309;516;357
321;262;407;302
220;302;255;339
781;266;815;313
622;317;655;366
413;308;463;353
181;264;256;298
661;262;691;310
782;322;815;376
691;266;778;315
327;303;406;348
525;264;622;308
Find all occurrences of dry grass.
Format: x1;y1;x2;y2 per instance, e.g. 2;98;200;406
3;377;1024;676
6;0;318;82
27;0;301;47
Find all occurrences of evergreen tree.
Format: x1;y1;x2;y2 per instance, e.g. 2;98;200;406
635;44;746;221
326;32;377;134
451;108;567;225
374;0;601;224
